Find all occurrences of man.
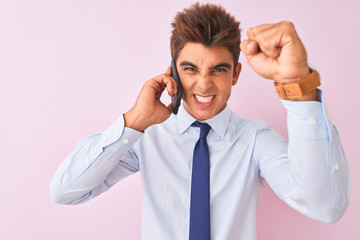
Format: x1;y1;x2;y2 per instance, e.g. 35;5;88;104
50;3;350;240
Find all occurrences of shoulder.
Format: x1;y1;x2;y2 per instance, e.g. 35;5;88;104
229;110;270;133
143;114;178;136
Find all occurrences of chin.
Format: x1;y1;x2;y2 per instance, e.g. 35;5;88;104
183;101;219;120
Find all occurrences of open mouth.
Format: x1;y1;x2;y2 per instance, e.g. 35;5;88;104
194;94;215;106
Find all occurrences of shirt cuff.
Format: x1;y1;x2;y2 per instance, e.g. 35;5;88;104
281;89;330;140
100;114;144;148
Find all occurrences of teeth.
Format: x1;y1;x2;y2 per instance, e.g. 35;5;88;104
195;95;214;103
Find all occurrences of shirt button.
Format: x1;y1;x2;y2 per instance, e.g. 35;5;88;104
309;118;317;125
113;132;119;139
85;158;90;164
326;113;331;120
123;139;129;144
334;164;340;171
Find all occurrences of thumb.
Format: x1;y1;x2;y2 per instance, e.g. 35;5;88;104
240;39;259;57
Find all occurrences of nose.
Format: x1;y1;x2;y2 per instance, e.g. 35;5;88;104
196;71;213;93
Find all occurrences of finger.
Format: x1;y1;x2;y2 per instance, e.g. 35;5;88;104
246;22;291;59
165;66;171;75
246;23;273;36
152;73;177;97
155;83;166;95
240;39;274;76
163;75;176;96
165;66;178;96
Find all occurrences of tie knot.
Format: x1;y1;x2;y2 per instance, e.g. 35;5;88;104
192;121;211;139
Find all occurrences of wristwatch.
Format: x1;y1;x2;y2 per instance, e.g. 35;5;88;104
274;69;321;100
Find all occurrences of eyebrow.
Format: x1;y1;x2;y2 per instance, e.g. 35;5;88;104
179;61;198;68
212;62;232;69
179;61;232;70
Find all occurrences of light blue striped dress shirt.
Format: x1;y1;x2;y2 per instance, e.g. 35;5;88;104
50;90;350;240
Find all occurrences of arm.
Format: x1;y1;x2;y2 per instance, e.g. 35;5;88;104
49;116;143;204
241;21;350;221
50;67;178;204
256;92;349;222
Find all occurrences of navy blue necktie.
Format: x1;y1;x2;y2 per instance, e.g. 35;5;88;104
189;121;211;240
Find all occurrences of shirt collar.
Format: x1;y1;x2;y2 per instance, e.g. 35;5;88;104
176;103;231;139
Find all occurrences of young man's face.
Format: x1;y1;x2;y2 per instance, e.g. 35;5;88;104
176;42;241;121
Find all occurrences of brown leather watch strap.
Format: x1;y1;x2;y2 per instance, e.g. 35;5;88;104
274;70;321;100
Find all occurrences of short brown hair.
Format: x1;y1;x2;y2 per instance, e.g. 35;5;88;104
170;3;241;67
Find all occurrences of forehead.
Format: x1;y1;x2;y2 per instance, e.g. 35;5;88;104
177;42;233;67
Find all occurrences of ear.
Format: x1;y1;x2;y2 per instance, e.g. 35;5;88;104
232;62;242;86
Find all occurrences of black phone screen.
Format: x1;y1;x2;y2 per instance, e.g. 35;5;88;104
171;59;183;114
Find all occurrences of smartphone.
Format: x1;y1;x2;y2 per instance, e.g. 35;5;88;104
171;59;183;114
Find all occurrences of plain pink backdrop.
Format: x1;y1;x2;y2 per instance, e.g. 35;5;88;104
1;0;359;239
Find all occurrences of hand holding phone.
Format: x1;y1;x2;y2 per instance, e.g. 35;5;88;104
171;59;183;114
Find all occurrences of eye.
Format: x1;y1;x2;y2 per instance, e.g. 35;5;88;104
184;67;196;71
214;68;226;72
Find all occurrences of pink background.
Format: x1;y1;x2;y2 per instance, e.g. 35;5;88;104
1;0;359;239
